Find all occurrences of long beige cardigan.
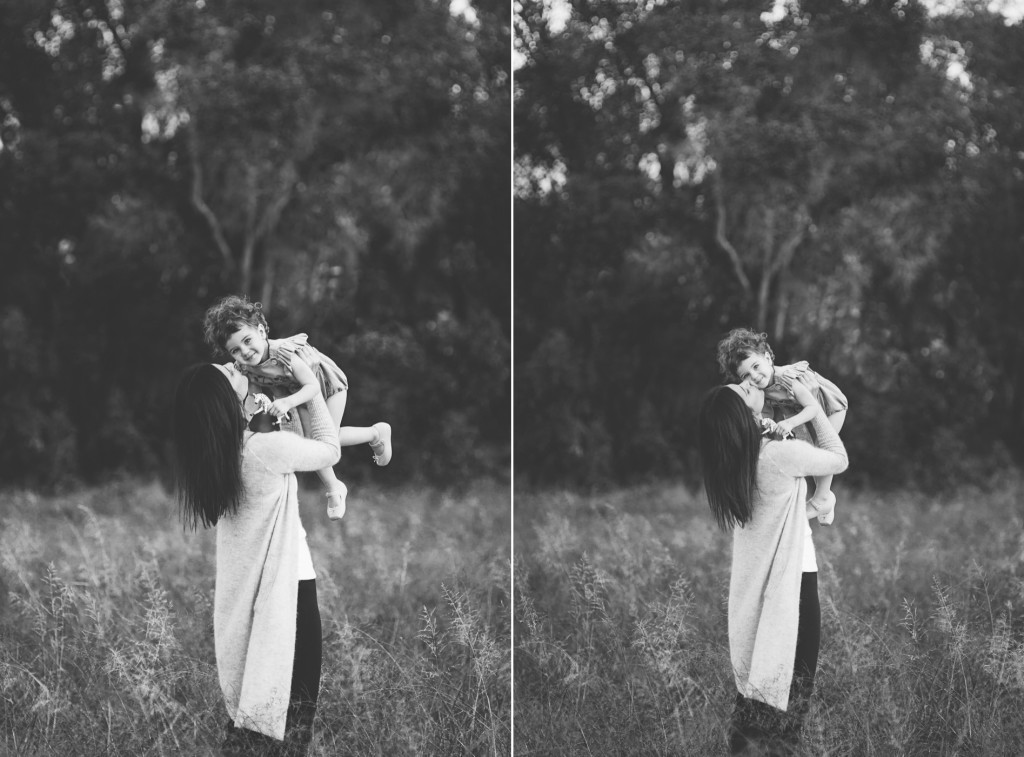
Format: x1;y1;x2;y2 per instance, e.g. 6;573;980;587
729;410;847;710
214;394;340;740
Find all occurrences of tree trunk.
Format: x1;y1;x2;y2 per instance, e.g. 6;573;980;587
240;165;258;296
756;266;772;333
709;168;752;299
187;121;234;275
260;249;275;312
773;284;790;344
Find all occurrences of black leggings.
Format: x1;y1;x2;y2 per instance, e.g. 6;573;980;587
223;579;322;752
290;579;323;714
729;571;821;755
790;571;820;716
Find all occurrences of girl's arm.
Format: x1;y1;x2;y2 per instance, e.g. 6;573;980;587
775;405;817;436
266;356;320;420
774;365;847;436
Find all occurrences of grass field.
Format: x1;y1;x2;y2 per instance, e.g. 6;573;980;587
513;475;1024;756
0;478;510;756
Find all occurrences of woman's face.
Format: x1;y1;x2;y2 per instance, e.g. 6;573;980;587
727;380;765;416
213;362;249;401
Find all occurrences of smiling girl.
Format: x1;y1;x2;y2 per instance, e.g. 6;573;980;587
716;328;848;525
203;295;392;521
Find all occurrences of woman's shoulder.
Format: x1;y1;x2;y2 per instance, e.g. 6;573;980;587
243;429;297;457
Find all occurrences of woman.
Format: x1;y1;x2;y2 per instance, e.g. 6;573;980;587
173;358;339;756
698;377;848;756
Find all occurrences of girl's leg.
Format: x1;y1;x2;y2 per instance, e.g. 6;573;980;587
337;426;378;446
808;474;836;524
809;411;845;524
326;389;392;464
326;390;348;427
320;392;350;520
285;579;322;755
338;424;392;466
327;389;390;467
318;467;347;521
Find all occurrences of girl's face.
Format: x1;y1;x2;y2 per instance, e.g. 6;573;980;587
213;362;249;401
224;324;269;367
727;380;765;416
735;351;774;390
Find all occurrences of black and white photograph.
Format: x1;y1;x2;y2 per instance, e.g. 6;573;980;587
514;0;1024;754
7;0;1024;754
0;1;510;754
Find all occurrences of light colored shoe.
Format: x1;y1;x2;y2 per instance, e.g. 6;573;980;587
810;490;836;526
326;483;348;521
370;422;392;466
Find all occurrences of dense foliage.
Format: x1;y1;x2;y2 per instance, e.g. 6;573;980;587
0;0;510;487
514;0;1024;488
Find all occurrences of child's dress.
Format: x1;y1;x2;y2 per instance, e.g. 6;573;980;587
235;333;348;401
763;361;848;445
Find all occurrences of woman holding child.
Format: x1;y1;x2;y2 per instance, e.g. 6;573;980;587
698;369;848;755
173;355;337;756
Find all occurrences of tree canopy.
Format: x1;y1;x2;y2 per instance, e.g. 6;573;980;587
514;0;1024;488
0;0;510;487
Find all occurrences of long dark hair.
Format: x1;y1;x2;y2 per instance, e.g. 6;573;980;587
172;364;245;529
697;385;762;530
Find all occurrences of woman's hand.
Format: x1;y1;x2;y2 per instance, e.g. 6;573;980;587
294;343;322;371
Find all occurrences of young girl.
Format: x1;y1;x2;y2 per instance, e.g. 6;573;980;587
716;328;848;525
203;295;392;521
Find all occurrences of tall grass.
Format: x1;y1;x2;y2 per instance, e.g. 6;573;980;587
1;479;510;756
513;475;1024;756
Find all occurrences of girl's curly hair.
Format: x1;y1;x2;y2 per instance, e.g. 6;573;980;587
716;327;775;381
202;295;269;357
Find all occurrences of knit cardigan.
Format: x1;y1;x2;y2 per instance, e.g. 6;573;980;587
729;410;848;711
214;394;340;740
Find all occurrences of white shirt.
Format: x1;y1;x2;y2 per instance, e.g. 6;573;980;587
297;520;316;580
802;517;817;572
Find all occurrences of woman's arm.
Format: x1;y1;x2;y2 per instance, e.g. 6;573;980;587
256;386;341;474
775;405;816;436
769;381;848;477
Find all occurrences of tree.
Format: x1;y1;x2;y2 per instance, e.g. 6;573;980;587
514;0;1024;487
0;0;510;485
